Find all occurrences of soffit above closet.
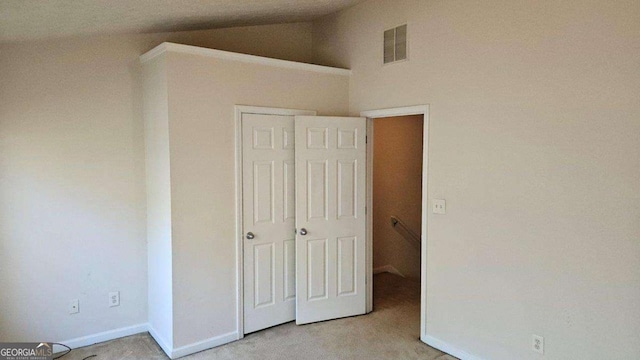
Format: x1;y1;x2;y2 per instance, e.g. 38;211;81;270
140;42;352;76
0;0;365;43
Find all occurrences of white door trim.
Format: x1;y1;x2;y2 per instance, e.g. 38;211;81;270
234;105;317;339
359;105;430;340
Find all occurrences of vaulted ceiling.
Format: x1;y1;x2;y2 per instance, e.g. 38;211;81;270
0;0;364;43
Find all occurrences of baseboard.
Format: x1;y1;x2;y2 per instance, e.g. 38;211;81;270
57;323;236;360
373;264;405;277
421;334;484;360
57;323;148;350
171;331;238;359
147;324;172;358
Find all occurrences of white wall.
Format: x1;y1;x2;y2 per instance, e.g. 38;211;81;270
162;50;349;348
313;1;640;359
0;22;315;344
142;55;173;349
373;115;423;279
0;36;149;345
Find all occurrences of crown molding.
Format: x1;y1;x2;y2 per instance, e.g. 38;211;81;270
140;42;352;77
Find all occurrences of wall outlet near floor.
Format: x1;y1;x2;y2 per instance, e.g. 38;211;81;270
433;199;446;214
109;291;120;307
69;299;79;314
532;334;544;354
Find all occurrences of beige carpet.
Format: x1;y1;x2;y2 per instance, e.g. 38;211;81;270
61;273;457;360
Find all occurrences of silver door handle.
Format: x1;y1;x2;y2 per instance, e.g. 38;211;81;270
299;228;308;236
246;232;255;240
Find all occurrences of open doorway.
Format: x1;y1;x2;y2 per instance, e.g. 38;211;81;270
361;105;429;341
371;115;424;339
372;115;423;280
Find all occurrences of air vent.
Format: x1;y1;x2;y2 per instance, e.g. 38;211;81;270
383;24;408;64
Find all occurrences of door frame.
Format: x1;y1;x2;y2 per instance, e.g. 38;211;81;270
234;105;316;339
360;105;430;340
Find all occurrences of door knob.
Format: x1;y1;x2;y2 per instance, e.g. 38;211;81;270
299;228;308;236
246;232;255;240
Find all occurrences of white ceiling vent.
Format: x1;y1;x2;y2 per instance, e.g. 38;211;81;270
383;24;408;64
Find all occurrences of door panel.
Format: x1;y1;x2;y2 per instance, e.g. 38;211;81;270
295;116;367;325
254;243;275;307
337;160;357;219
337;236;356;296
307;238;328;300
253;161;274;224
283;161;295;222
243;113;295;334
283;239;296;301
307;160;328;220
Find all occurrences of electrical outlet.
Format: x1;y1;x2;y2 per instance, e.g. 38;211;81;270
69;299;79;314
433;199;446;214
109;291;120;307
532;334;544;354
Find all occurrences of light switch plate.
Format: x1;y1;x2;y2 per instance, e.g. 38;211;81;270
433;199;446;214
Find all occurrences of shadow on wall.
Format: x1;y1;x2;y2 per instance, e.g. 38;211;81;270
372;115;423;280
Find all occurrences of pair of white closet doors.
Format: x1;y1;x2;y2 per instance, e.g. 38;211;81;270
241;112;366;333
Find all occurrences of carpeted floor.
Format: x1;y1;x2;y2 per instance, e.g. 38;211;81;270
61;273;457;360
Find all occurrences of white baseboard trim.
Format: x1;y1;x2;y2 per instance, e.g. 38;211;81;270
421;334;484;360
57;323;148;350
171;331;238;359
373;264;405;277
60;323;238;360
147;324;172;358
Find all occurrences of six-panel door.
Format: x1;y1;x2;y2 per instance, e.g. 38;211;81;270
242;113;296;333
294;116;367;324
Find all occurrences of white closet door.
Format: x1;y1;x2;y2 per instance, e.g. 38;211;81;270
294;116;367;324
243;113;296;333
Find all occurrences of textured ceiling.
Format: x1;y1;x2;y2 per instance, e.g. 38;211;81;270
0;0;364;43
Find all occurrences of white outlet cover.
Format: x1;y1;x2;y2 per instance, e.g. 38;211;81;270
69;299;79;314
532;334;544;354
109;291;120;307
433;199;446;214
